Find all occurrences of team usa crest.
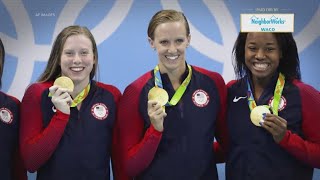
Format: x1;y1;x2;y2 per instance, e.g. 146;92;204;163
0;107;13;124
192;89;210;107
268;96;287;111
91;103;109;120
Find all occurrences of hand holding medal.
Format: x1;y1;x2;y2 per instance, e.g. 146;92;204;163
148;64;192;132
148;87;169;107
53;76;74;92
49;76;74;114
147;87;168;132
250;105;270;126
247;73;285;128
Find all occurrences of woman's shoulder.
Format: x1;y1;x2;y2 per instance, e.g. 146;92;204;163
226;79;244;89
95;81;121;98
191;65;226;87
192;65;223;78
292;80;320;97
122;71;153;92
0;91;20;105
22;81;52;99
26;81;52;91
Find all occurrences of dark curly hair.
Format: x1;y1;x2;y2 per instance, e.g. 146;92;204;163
232;32;301;81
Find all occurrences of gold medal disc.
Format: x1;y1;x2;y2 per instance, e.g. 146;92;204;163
250;105;270;126
54;76;74;92
148;87;169;106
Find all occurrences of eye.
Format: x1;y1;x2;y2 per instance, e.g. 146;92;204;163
247;46;257;51
266;47;275;52
80;51;89;56
160;40;169;45
64;51;74;56
176;39;184;44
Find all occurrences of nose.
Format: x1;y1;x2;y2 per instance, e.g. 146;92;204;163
73;53;81;64
255;49;266;60
168;44;177;53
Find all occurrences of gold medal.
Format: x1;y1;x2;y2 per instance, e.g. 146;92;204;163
54;76;74;92
250;105;270;126
148;87;169;106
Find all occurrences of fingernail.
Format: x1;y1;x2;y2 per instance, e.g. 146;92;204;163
262;113;266;119
259;119;265;126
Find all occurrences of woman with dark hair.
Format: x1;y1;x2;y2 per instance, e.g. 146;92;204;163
0;38;27;180
20;25;125;180
226;32;320;180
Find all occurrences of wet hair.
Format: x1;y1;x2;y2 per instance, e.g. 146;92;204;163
38;25;98;82
147;9;190;40
0;38;4;87
232;32;301;81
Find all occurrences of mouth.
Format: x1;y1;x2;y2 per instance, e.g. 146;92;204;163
253;62;270;71
70;67;84;72
165;55;179;61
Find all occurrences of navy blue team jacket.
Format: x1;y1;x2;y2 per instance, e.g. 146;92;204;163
226;75;316;180
119;65;227;180
0;91;20;180
26;81;119;180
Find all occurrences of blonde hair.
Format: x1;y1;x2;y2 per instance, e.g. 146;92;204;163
147;9;190;40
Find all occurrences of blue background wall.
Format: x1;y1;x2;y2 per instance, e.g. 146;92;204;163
0;0;319;179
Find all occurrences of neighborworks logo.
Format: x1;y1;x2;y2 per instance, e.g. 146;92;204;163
251;16;286;25
241;14;294;32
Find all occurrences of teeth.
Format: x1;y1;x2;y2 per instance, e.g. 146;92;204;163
166;55;178;60
71;67;84;72
254;63;268;70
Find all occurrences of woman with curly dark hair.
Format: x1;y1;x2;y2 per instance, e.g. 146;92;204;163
226;32;320;180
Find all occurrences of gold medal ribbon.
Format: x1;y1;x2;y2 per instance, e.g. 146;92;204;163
154;64;192;106
70;83;90;107
247;73;285;116
49;83;91;108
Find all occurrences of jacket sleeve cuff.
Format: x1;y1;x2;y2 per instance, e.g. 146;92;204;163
55;110;70;121
279;130;290;146
148;124;162;137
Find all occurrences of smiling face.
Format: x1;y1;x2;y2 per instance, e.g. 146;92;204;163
60;34;95;87
245;32;281;83
149;21;190;75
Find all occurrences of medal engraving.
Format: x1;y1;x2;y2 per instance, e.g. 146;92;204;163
250;105;270;127
148;87;169;106
54;76;74;92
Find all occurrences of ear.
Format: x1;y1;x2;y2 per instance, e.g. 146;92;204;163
148;37;155;49
187;34;191;47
